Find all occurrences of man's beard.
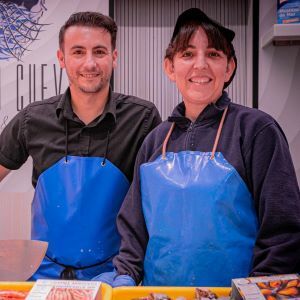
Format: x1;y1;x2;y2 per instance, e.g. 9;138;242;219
68;69;111;94
78;77;108;93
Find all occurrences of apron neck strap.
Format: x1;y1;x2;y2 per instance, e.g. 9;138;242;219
65;120;69;162
161;106;229;160
162;123;175;159
210;106;228;159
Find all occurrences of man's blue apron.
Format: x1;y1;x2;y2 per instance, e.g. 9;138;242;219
30;155;129;280
140;107;258;286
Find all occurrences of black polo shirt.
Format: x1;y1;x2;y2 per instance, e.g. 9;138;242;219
0;88;161;187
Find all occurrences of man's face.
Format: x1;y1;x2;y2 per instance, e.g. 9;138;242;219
164;27;235;109
57;25;117;95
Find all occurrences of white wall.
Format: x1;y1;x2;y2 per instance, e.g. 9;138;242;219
259;0;300;183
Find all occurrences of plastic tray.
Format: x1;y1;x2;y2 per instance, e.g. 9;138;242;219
112;286;231;299
101;283;113;300
0;282;112;299
0;281;33;292
0;283;230;299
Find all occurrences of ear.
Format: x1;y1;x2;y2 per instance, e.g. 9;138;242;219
57;49;65;69
163;58;176;82
112;49;118;69
224;57;236;82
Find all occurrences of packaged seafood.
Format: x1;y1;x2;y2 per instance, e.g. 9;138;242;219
130;288;228;299
112;286;230;300
26;280;103;300
231;273;300;300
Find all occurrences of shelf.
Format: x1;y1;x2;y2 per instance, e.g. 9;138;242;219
261;23;300;47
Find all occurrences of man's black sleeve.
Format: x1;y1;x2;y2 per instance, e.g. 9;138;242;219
145;105;162;135
0;108;28;169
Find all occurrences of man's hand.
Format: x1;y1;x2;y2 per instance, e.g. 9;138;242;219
0;165;10;182
92;269;136;287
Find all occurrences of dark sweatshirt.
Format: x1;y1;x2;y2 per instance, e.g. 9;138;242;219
114;92;300;284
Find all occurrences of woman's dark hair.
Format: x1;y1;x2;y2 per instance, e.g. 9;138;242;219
59;11;118;50
165;21;235;62
165;14;237;88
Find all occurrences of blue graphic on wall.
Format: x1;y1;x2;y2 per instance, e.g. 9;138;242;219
0;0;48;61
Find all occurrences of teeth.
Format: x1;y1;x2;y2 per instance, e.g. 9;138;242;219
190;77;211;84
81;74;98;78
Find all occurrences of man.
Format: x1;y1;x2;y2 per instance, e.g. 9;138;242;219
0;12;161;280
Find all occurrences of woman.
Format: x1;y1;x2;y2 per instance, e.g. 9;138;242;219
94;8;300;287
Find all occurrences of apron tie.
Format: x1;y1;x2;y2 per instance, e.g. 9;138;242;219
60;267;76;280
162;123;175;159
210;106;228;159
101;130;110;166
46;252;117;279
65;120;69;162
162;106;229;159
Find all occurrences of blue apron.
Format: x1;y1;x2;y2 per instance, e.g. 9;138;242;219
140;107;258;286
30;155;129;280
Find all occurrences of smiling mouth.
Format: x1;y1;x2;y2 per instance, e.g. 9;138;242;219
189;77;212;84
80;74;99;78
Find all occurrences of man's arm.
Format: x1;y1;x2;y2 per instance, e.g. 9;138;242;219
0;165;11;182
0;108;28;175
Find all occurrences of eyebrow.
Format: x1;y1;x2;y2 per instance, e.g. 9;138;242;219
185;45;222;52
70;45;109;50
186;45;196;49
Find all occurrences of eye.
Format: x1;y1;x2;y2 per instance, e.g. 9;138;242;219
207;51;220;58
94;49;108;57
72;49;84;56
207;50;226;59
181;51;193;58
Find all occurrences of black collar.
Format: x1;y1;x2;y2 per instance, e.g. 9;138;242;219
168;92;231;129
56;87;117;129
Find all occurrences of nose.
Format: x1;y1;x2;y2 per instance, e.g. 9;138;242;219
193;53;208;69
84;53;97;69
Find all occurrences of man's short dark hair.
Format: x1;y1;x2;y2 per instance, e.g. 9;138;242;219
59;11;118;50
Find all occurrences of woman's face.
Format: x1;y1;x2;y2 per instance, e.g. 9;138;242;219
164;27;235;112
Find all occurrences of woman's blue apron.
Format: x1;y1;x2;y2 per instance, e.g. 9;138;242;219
30;155;129;280
140;107;258;286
